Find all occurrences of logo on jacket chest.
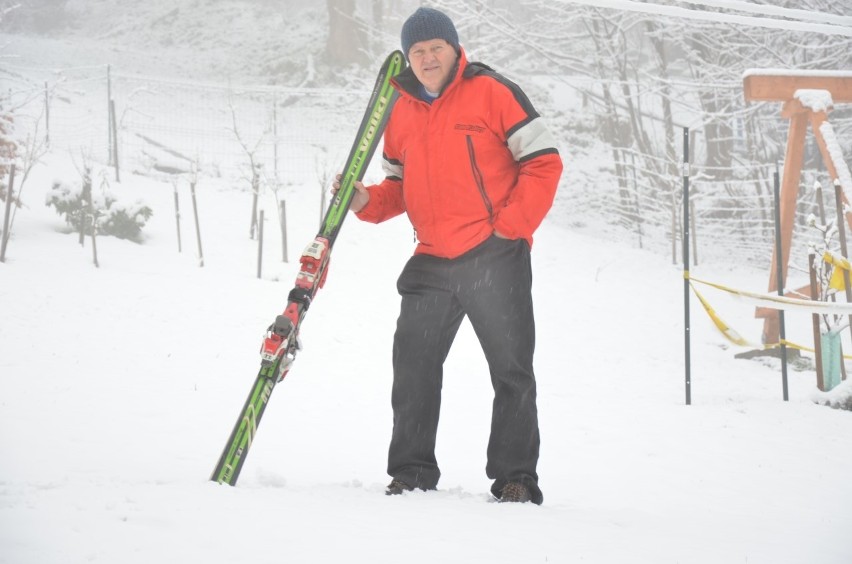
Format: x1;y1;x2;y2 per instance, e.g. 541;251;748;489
454;123;486;134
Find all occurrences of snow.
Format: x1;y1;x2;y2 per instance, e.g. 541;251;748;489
743;69;852;79
819;121;852;196
2;138;852;564
794;88;834;113
2;8;852;564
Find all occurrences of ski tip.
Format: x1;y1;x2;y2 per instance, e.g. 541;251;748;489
386;50;406;71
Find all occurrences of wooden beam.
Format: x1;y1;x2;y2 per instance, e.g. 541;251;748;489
759;110;808;344
743;73;852;103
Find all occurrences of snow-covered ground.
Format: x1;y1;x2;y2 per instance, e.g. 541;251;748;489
2;4;852;562
1;144;851;563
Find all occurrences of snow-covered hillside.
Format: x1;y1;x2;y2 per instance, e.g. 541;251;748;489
0;0;340;81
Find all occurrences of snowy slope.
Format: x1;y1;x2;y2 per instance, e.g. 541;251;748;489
1;147;851;564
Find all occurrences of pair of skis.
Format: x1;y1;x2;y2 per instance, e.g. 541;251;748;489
211;51;406;485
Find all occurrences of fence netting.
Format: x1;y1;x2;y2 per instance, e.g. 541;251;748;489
4;62;849;274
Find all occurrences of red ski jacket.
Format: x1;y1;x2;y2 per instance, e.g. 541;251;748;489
356;48;563;259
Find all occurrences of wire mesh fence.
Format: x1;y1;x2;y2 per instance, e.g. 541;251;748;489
4;63;367;189
3;61;849;274
111;71;362;185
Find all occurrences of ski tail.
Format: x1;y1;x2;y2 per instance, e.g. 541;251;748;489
209;362;279;485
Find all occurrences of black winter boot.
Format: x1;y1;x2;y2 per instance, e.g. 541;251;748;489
498;482;532;503
385;479;414;496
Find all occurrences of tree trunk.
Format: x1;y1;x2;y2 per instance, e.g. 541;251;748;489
646;22;678;181
327;0;367;65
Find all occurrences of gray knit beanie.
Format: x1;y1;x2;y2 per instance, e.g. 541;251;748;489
400;7;459;57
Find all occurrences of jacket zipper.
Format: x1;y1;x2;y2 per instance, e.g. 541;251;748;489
466;135;493;221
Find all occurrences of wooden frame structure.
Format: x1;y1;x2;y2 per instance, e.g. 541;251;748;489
743;71;852;344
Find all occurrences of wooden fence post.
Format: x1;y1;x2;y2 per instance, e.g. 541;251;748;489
88;192;99;268
191;180;204;267
78;169;91;246
44;82;50;148
257;210;264;279
249;167;259;239
809;252;825;391
173;183;182;253
833;180;852;360
0;164;15;263
682;127;691;406
773;166;789;400
280;200;288;263
110;99;120;182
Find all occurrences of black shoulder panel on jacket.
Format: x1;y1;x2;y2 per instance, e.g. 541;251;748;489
394;67;422;97
464;62;540;120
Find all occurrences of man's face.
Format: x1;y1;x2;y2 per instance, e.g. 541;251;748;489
408;39;458;94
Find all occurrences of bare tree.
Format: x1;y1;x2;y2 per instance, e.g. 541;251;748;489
227;96;267;240
429;0;852;255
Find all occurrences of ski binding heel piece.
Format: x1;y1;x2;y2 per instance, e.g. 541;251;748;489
296;237;331;291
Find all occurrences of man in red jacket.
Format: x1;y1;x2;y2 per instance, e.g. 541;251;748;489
338;7;562;504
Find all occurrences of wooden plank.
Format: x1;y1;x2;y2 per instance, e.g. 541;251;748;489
743;73;852;103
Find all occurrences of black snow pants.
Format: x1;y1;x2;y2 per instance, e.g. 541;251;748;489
387;235;543;504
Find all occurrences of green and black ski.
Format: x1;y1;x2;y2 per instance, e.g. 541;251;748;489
211;50;406;486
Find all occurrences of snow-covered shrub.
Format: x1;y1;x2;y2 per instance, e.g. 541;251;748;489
99;200;154;241
46;180;153;242
45;180;86;227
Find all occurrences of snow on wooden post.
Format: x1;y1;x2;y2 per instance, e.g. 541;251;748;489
0;164;15;263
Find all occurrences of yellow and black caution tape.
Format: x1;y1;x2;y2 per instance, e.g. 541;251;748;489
687;273;852;316
689;282;754;347
824;250;852;291
685;272;852;358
